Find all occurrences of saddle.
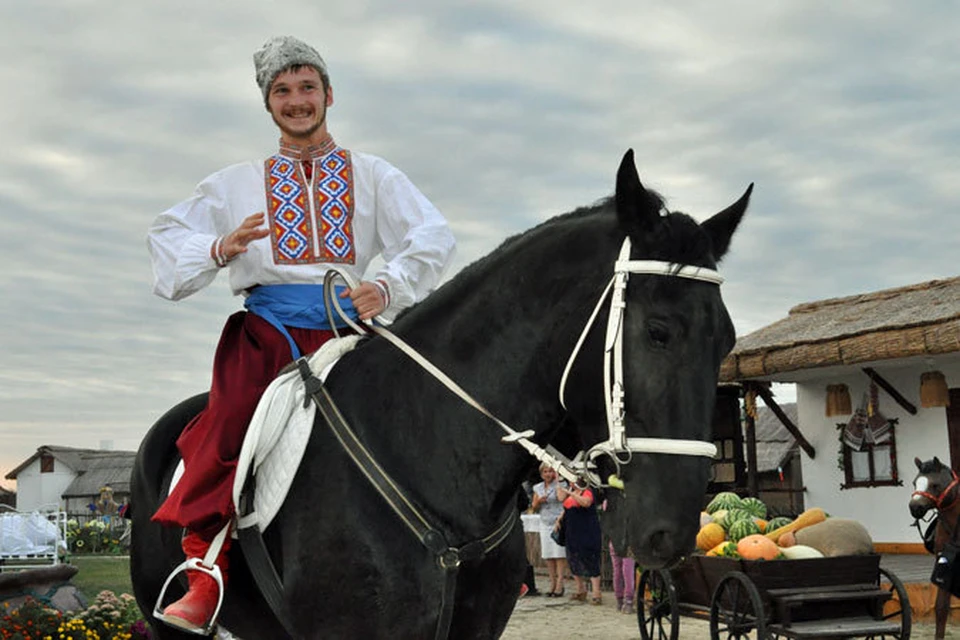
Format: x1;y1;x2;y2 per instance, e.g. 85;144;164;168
166;335;362;532
233;335;362;531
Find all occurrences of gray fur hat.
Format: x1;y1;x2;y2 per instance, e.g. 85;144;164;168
253;36;329;105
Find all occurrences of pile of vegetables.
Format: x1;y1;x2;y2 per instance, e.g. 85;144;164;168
696;492;835;560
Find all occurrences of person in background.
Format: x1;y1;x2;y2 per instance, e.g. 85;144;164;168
557;480;603;605
608;539;635;614
530;463;568;597
516;487;540;597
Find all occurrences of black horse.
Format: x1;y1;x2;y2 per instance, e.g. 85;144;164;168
130;150;751;639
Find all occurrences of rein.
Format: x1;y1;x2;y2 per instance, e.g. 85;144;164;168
323;236;721;489
299;361;517;640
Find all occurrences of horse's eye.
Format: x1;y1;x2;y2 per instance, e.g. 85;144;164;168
647;321;671;347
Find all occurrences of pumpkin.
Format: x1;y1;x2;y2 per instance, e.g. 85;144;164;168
696;523;726;552
737;534;780;560
764;508;827;544
754;518;768;533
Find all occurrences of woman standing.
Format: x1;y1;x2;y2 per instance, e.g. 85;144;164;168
557;481;603;605
531;464;568;597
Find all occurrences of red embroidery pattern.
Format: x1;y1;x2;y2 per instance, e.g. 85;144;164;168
264;148;355;265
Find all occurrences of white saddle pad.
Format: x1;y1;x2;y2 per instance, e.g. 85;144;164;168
168;335;361;533
233;335;361;531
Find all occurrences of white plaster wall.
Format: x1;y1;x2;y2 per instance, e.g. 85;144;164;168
14;459;75;512
797;360;960;544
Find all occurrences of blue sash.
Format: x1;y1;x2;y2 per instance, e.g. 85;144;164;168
244;284;358;359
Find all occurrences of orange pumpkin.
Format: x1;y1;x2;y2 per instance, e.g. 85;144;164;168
754;518;768;533
737;534;780;560
696;523;726;552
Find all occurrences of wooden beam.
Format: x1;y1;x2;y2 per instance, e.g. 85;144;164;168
750;382;817;459
743;410;759;497
862;367;918;415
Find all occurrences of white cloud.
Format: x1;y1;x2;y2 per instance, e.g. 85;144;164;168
1;1;958;485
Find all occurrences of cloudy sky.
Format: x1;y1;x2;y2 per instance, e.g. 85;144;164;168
1;1;958;487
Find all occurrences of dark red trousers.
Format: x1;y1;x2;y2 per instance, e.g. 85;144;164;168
152;311;337;535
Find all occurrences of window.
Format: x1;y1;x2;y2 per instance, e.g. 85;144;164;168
839;419;901;489
40;454;54;473
712;437;738;484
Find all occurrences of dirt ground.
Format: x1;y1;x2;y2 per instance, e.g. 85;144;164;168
500;576;948;639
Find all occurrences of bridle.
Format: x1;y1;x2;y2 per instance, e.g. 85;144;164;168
913;467;960;512
323;236;723;489
557;237;721;486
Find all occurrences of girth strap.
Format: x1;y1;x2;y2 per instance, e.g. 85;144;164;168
305;364;518;640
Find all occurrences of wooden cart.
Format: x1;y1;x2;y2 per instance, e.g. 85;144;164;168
637;553;911;639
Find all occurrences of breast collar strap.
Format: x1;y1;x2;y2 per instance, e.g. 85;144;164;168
557;237;720;484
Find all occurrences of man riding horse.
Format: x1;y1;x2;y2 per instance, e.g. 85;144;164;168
146;35;456;633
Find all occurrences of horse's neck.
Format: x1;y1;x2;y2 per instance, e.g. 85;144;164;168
327;222;618;536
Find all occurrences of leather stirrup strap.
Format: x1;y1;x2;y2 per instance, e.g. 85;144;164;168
237;474;297;639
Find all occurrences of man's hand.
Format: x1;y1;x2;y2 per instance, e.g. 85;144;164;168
222;212;270;259
340;281;386;320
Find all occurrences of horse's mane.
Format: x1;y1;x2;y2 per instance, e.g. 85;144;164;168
392;189;716;325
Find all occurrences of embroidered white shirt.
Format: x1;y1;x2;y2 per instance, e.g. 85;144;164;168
147;147;456;316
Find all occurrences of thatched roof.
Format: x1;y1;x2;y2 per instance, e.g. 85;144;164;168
5;445;135;496
721;276;960;382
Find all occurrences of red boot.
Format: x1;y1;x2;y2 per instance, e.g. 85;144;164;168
157;529;230;634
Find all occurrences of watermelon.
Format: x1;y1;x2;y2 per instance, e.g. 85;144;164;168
728;518;762;543
740;497;767;519
766;516;793;532
721;508;755;531
706;492;743;514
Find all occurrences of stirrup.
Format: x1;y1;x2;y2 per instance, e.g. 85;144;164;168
153;557;225;636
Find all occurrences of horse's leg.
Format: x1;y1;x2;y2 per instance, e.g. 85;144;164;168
936;585;950;639
448;532;526;640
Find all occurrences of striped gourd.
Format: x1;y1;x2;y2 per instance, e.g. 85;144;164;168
706;492;743;514
727;518;762;544
740;497;767;519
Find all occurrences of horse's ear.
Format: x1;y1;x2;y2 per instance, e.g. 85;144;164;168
701;184;753;262
616;149;662;236
915;457;923;470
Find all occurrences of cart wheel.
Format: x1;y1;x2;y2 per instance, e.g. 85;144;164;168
709;571;767;639
866;567;911;640
637;568;679;640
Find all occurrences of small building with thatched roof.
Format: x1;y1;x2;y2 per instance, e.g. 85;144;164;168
5;445;135;518
720;276;960;549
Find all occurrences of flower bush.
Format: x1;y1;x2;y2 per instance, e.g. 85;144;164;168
65;520;126;555
0;592;151;640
